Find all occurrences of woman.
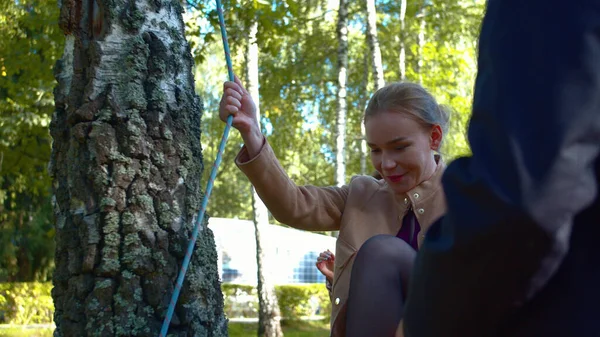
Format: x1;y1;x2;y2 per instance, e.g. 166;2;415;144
220;78;449;336
315;173;379;295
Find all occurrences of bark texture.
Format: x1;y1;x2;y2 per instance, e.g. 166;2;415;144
399;0;407;80
365;0;385;89
50;1;227;336
335;0;349;188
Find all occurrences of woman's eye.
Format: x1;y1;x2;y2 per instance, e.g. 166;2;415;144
370;148;381;153
395;145;408;151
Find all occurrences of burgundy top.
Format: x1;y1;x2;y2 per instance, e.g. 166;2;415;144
396;208;421;251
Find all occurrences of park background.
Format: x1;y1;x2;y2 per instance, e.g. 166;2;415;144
0;0;484;335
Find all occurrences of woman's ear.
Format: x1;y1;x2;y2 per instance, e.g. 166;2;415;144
430;125;443;151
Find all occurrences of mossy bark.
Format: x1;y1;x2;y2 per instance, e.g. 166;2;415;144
49;1;227;336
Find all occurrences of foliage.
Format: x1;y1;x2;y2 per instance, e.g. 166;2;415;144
222;283;330;320
0;0;63;282
0;282;53;324
0;323;329;337
229;321;330;337
193;39;254;220
275;284;331;321
0;282;331;325
1;0;486;278
186;0;343;224
0;327;54;337
222;283;259;318
184;0;484;229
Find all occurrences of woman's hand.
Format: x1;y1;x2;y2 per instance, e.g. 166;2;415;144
316;250;335;282
219;76;263;157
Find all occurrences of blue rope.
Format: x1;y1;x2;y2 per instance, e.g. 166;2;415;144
159;0;234;335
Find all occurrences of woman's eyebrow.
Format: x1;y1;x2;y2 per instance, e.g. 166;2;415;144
367;137;407;147
386;137;407;145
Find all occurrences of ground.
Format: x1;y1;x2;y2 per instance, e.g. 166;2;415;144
0;321;330;337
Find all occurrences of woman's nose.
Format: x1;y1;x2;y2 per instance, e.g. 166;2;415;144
381;154;396;170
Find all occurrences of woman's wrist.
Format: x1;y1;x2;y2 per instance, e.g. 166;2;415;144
241;126;264;158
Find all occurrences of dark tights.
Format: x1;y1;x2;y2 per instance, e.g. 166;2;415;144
345;235;417;337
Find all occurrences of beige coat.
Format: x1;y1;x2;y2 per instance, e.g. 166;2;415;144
236;138;447;336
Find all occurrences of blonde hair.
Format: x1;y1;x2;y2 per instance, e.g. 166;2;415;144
364;82;450;140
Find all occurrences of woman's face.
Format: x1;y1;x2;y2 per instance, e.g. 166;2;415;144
365;111;442;195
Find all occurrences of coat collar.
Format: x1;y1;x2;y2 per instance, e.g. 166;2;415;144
385;155;445;213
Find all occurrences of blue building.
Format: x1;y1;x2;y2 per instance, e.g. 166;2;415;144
208;217;336;285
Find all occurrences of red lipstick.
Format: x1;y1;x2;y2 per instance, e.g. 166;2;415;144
387;174;405;183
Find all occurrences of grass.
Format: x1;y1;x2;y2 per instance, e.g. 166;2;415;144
0;326;54;337
230;320;329;337
0;321;329;337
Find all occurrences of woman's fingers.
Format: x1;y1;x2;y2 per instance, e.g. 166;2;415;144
223;81;244;97
225;87;242;100
318;252;334;262
220;86;243;115
234;75;249;95
223;77;247;97
226;96;241;109
225;105;238;113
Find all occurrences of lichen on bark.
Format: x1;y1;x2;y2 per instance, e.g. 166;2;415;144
50;1;227;336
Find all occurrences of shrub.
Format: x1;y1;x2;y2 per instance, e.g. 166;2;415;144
0;282;331;325
0;282;54;324
221;283;330;321
221;283;258;318
275;284;331;321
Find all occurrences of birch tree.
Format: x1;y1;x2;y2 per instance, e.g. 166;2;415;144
246;14;284;337
50;1;227;335
335;0;349;188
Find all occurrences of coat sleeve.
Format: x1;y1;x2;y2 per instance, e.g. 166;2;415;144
403;0;600;336
235;137;348;232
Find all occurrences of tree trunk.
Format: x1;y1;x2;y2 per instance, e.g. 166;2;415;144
360;54;369;176
417;0;428;83
251;194;283;337
365;0;385;90
245;18;284;337
16;212;32;281
335;0;349;188
399;0;407;80
364;0;386;176
49;1;227;336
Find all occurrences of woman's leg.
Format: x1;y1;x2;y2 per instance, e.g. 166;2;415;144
345;234;417;337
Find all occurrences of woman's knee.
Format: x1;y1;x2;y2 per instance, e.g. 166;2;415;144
352;235;416;297
355;234;416;267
